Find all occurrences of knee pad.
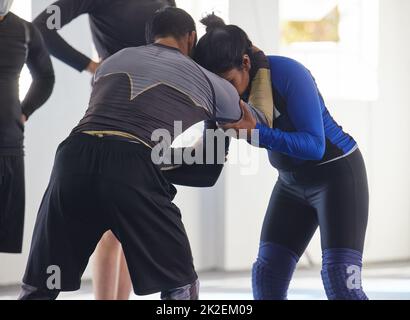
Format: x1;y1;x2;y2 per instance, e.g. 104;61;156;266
252;242;299;300
161;279;199;300
321;248;368;300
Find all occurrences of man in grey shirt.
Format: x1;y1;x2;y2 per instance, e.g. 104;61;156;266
20;7;268;300
74;42;266;146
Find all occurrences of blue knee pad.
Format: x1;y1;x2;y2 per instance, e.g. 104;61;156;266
321;248;368;300
252;242;299;300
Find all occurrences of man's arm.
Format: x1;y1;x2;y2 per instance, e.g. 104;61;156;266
162;121;231;188
204;70;270;126
33;0;102;72
21;24;55;120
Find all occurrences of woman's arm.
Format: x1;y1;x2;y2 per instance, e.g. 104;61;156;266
225;58;326;161
256;58;326;160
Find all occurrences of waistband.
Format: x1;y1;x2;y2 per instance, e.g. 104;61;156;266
278;147;363;184
317;144;358;167
81;130;152;149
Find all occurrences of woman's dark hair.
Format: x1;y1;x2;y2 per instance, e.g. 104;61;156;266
146;7;196;43
194;14;254;74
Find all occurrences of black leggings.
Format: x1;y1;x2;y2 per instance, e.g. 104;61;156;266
261;148;369;257
253;149;369;300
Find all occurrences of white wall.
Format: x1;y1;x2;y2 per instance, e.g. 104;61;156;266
219;0;281;270
364;0;410;262
229;0;279;54
305;0;410;264
174;0;231;272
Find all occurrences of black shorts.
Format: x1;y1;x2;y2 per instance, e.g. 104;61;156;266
0;155;25;254
261;148;369;257
23;134;197;295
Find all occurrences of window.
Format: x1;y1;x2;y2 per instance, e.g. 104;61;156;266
280;0;379;101
282;5;340;44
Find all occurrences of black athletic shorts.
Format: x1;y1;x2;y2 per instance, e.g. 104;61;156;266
261;148;369;257
0;155;25;254
23;134;197;295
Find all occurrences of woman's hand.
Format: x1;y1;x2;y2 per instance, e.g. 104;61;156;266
223;100;257;139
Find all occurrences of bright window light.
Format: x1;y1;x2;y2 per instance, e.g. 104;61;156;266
280;0;379;101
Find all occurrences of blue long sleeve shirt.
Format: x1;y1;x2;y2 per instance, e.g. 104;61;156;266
256;56;357;170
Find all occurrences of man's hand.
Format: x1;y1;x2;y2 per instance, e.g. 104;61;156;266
21;114;27;125
86;60;100;74
222;100;257;140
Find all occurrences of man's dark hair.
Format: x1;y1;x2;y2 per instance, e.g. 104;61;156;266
146;7;196;43
163;0;177;6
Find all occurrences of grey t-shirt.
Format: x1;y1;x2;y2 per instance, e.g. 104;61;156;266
73;43;268;147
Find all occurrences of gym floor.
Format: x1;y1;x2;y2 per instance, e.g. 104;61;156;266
1;263;409;300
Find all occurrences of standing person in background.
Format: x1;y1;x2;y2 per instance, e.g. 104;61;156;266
33;0;176;300
34;0;176;73
0;0;54;254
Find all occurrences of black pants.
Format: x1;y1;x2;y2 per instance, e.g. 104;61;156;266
261;149;369;257
0;155;25;253
23;134;197;296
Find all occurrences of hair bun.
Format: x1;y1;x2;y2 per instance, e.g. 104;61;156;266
200;14;226;32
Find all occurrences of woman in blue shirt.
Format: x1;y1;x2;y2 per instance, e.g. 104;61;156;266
194;15;369;300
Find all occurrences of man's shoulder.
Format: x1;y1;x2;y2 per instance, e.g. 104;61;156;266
2;13;32;39
4;12;28;26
